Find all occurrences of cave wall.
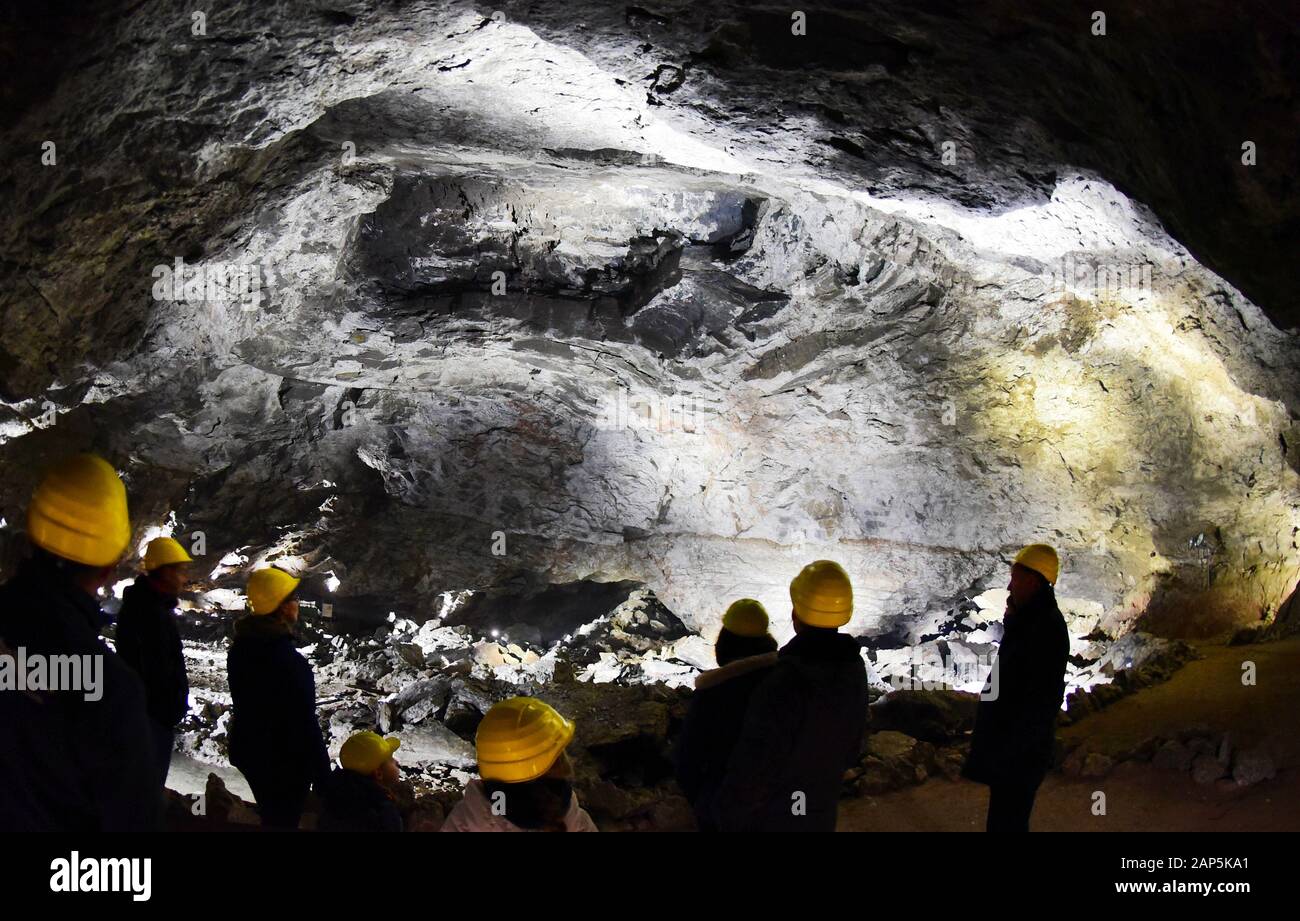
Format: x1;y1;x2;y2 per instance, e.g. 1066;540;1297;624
2;0;1298;641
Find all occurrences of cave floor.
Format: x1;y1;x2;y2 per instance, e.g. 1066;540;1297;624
839;636;1300;832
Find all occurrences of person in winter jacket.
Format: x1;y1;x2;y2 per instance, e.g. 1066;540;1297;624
675;598;779;831
227;567;329;829
711;560;870;832
963;544;1070;832
115;536;194;787
441;697;597;832
0;454;160;831
318;731;404;832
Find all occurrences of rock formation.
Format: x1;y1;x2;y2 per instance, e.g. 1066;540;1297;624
3;3;1298;647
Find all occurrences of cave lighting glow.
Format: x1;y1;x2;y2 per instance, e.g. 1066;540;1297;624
135;513;180;557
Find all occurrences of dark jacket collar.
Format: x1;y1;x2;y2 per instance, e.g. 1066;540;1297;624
123;574;177;609
1004;591;1065;635
781;627;861;662
12;554;105;635
232;613;294;641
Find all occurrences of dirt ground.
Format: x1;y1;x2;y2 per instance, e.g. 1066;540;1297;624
838;636;1300;832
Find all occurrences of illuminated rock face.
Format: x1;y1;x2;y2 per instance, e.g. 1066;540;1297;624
1;3;1298;641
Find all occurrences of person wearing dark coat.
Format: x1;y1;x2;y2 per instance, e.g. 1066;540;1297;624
318;731;404;832
115;537;194;787
675;598;778;831
0;454;160;831
711;561;870;832
227;567;329;829
963;544;1070;832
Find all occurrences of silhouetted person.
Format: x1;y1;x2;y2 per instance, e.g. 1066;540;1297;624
116;536;194;788
964;544;1070;832
319;731;404;832
712;561;869;831
675;598;779;831
227;567;328;829
0;454;159;831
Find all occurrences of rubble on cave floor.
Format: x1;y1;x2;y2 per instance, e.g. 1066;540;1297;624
168;582;699;827
160;577;1220;828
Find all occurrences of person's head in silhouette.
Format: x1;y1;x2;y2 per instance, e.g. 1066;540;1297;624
1007;544;1059;615
716;599;777;666
788;560;853;635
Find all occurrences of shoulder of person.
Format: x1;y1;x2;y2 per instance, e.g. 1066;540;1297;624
694;651;779;691
744;652;810;708
67;650;148;735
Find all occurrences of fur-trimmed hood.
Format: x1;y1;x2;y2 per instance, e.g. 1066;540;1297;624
440;779;597;833
694;651;779;691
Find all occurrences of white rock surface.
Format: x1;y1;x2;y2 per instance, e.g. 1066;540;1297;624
2;1;1297;648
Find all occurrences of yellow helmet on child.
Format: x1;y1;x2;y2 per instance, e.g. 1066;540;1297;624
475;697;575;783
722;598;769;638
340;731;401;774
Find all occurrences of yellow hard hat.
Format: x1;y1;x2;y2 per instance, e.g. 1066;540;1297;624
26;454;131;567
722;598;769;638
246;567;301;616
475;697;575;784
143;536;194;572
1013;544;1060;585
790;559;853;628
340;731;401;774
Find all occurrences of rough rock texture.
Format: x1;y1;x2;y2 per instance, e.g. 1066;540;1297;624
1067;726;1280;791
2;1;1299;645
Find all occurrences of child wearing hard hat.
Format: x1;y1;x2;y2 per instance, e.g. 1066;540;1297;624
226;566;330;829
441;697;597;832
710;560;870;832
675;598;779;831
115;536;195;788
318;731;405;832
963;544;1070;832
0;454;160;830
